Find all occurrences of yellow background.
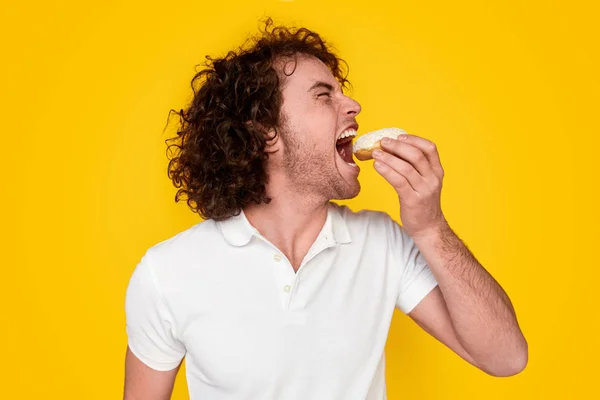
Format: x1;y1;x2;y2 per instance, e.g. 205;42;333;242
2;0;598;398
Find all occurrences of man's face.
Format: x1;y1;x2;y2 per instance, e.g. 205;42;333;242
274;55;362;201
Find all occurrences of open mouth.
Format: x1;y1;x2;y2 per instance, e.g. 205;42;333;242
336;129;357;164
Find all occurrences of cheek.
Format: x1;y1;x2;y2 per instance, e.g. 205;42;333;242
281;105;338;152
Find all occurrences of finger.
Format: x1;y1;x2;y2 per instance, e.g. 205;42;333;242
373;157;423;195
393;134;444;178
380;137;434;178
373;149;429;193
373;160;416;195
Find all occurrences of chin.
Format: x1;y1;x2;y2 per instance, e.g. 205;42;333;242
348;181;361;198
331;179;361;201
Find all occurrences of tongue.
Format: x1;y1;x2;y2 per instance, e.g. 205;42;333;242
337;142;354;163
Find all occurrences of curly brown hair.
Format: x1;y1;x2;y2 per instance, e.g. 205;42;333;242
164;18;351;221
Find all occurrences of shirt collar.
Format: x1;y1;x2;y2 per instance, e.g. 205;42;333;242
216;209;257;247
217;202;352;247
328;202;352;244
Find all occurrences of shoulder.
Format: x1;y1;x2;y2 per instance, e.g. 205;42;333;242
139;219;222;277
331;202;412;253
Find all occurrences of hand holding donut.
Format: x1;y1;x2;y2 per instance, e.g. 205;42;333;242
353;128;448;239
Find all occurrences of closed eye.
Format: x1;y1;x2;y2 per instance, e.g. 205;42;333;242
318;92;331;98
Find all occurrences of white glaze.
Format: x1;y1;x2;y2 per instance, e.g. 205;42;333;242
352;127;407;152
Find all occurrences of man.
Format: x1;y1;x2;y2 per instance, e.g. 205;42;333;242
124;19;528;400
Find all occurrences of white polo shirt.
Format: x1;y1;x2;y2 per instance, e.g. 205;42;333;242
125;202;438;399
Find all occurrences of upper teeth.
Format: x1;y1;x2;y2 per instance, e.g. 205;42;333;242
338;129;357;140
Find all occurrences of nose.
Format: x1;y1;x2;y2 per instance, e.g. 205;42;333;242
344;95;362;117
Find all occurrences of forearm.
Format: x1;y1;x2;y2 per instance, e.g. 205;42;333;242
412;223;528;375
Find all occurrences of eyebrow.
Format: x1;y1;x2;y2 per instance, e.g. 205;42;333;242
308;81;335;92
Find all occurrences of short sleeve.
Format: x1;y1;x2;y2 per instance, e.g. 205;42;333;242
125;252;186;371
386;216;439;314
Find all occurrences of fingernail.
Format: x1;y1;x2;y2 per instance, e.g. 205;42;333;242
374;161;386;170
372;149;383;158
381;138;391;145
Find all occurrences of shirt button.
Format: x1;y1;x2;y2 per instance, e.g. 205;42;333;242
283;285;291;293
273;254;282;262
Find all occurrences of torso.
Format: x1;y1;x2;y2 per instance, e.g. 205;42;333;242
141;203;416;399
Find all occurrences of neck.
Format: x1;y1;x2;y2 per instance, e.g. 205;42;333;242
243;181;329;271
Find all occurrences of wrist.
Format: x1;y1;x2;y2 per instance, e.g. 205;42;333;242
411;220;452;244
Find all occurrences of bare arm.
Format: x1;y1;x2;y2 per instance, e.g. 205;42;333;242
373;133;528;376
409;224;528;377
124;347;181;400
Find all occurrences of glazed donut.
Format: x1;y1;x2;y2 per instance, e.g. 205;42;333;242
352;127;407;161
